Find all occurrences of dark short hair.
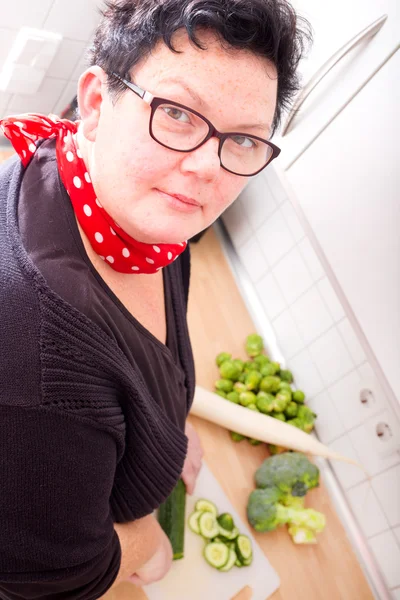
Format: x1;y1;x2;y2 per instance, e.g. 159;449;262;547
88;0;312;136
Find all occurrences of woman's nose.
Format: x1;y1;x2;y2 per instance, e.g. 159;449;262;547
179;137;221;180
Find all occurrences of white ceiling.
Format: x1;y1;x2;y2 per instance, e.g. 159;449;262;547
0;0;103;142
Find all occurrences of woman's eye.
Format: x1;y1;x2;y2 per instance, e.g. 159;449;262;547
231;135;257;149
163;107;191;123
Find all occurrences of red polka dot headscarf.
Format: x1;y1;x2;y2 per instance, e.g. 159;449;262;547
0;113;187;274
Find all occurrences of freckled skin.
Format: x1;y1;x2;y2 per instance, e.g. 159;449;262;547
76;29;278;244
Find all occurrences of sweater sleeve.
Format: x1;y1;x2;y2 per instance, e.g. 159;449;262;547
0;403;122;600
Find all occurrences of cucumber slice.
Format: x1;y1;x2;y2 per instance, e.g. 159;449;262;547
204;542;230;569
188;509;204;535
217;512;235;532
195;499;218;516
198;511;219;539
235;558;243;567
235;534;253;563
242;555;253;566
220;548;237;572
218;525;239;540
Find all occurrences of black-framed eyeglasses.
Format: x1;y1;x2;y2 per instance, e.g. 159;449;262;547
109;72;281;177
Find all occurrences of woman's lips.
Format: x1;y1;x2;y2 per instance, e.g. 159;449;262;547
155;189;202;213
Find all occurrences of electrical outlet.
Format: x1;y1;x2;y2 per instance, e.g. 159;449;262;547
364;409;400;459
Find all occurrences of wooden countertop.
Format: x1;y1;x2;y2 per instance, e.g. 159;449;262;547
106;227;373;600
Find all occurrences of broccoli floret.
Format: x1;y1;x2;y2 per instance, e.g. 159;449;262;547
287;525;318;544
254;452;320;497
247;488;326;534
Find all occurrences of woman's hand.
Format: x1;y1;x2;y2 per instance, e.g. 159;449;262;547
128;529;173;587
181;421;204;494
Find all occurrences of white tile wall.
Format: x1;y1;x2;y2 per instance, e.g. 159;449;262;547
4;0;54;30
222;163;400;596
236;236;268;284
369;530;400;588
6;77;67;114
272;246;313;305
46;39;87;80
0;28;17;72
347;481;389;539
43;0;101;42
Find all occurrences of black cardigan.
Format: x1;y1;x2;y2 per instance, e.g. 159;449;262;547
0;152;195;599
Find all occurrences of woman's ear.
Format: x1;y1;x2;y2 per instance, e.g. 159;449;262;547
77;66;107;142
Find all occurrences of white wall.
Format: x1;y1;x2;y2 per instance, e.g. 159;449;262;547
222;166;400;595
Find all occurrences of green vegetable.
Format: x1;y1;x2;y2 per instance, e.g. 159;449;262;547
248;438;262;446
198;511;220;539
195;499;218;516
267;443;288;455
219;360;241;381
204;542;230;569
296;405;317;433
243;360;259;372
247;403;259;412
253;354;270;368
232;358;245;373
273;412;286;422
287;524;318;544
218;525;239;540
239;391;257;407
292;390;305;403
158;479;186;560
215;379;234;393
238;372;247;383
233;381;247;394
270;361;281;374
234;534;253;563
230;431;246;442
215;390;227;399
286;418;305;430
259;376;281;394
219;548;238;571
188;509;204;534
245;333;264;357
279;381;292;392
217;513;235;532
254;452;320;497
216;352;232;367
226;391;240;404
260;363;278;377
273;391;291;412
285;401;298;419
280;369;294;383
247;488;325;534
256;391;275;414
244;370;262;391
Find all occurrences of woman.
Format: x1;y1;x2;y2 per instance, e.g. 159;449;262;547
0;0;310;597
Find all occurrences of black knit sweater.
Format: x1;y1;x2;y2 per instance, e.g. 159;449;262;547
0;149;195;599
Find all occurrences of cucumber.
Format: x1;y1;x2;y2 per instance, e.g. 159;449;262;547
217;512;235;532
220;548;237;572
158;479;186;560
218;525;239;540
188;509;204;535
235;534;253;563
204;542;230;569
195;499;218;516
242;556;253;566
235;558;243;567
198;511;219;539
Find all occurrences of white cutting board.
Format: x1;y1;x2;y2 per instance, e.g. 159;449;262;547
145;462;280;600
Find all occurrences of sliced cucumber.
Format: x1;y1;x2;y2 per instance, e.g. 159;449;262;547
220;548;237;572
188;509;204;535
204;542;230;569
235;534;253;563
218;525;239;540
235;558;243;567
195;499;218;516
217;512;234;532
242;555;253;566
198;511;219;539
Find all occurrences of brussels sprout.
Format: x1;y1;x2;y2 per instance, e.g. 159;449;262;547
238;372;247;383
273;412;287;422
271;361;281;374
253;354;270;368
219;360;241;381
292;390;306;403
243;360;259;373
259;376;281;394
273;391;291;412
233;381;247;394
248;438;262;446
230;431;246;442
296;405;317;433
216;352;232;367
256;391;275;414
267;443;288;455
279;381;292;392
260;363;278;377
286;418;305;430
247;403;260;412
245;334;264;358
226;391;240;404
245;371;262;391
285;401;299;419
215;390;227;399
215;379;234;393
232;358;245;373
280;369;294;383
239;391;257;407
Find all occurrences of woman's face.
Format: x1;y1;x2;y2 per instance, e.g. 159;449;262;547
78;29;278;244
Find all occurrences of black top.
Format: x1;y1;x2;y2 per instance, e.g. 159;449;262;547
0;141;196;599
